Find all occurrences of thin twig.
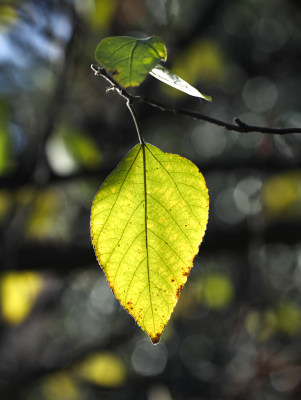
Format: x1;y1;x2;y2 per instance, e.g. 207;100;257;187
91;65;301;135
91;65;144;144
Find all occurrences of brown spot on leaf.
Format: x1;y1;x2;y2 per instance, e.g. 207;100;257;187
151;333;161;344
183;271;189;277
176;284;184;299
171;278;175;283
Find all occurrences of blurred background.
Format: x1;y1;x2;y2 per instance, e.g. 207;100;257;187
1;0;301;399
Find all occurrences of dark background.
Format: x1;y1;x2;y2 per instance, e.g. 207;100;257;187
1;1;301;399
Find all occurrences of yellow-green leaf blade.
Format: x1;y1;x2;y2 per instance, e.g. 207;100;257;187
90;143;209;343
95;36;167;87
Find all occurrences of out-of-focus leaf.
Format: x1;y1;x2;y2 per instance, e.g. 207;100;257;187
276;301;301;336
0;101;13;175
245;302;301;340
262;171;301;219
91;143;209;343
163;38;224;98
0;129;10;175
75;352;126;387
75;0;117;31
200;272;233;309
64;131;102;168
95;36;167;87
245;310;278;341
42;372;80;400
26;189;63;240
150;64;212;101
0;190;11;222
0;272;43;325
91;0;117;30
46;125;102;175
0;3;18;29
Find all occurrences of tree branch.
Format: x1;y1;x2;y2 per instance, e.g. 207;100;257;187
91;65;301;135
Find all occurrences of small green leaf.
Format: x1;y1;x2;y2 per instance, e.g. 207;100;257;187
150;64;212;101
95;36;167;87
91;143;209;343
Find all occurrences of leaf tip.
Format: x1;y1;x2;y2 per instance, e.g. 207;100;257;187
150;332;162;345
203;94;212;102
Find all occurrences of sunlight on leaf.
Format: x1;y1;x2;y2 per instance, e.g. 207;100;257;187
150;64;212;101
95;36;167;87
75;352;126;387
91;143;209;343
1;271;44;325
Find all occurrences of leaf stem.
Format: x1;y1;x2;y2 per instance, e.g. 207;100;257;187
126;100;145;145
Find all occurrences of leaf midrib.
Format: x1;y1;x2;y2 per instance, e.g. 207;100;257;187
142;142;156;333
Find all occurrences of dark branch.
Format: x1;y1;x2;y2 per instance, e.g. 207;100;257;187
91;65;301;135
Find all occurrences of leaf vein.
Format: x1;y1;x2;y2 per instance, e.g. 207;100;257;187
147;193;194;250
94;147;141;250
146;145;203;228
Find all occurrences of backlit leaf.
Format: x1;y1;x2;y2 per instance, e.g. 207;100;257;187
95;36;167;87
150;64;212;101
91;143;209;343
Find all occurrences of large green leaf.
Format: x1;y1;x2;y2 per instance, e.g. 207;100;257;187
95;36;167;87
90;143;209;343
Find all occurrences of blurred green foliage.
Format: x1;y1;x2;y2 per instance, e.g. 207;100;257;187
262;171;301;219
0;100;13;175
0;271;44;325
75;352;126;386
200;272;234;310
46;125;102;175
